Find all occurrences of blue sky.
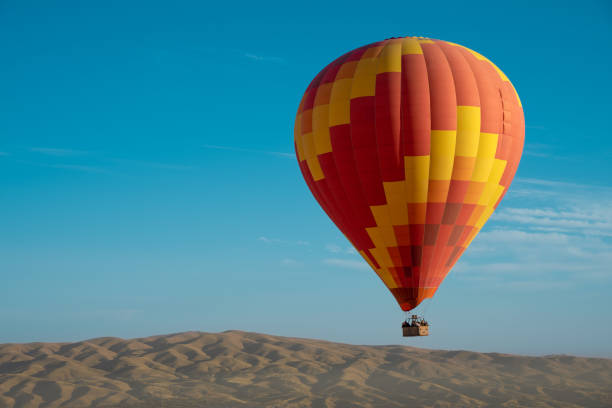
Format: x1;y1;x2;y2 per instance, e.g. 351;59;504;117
1;0;611;357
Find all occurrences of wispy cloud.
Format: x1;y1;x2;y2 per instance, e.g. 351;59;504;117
15;149;197;173
459;230;612;278
521;143;573;161
326;243;358;255
281;258;302;267
523;151;552;158
16;147;109;172
498;179;612;237
515;178;611;191
325;244;342;253
323;258;368;270
476;229;570;245
203;144;293;158
502;280;573;291
111;158;195;171
243;52;285;63
50;163;109;173
14;159;109;173
494;207;612;237
457;179;612;287
30;147;90;156
258;236;309;246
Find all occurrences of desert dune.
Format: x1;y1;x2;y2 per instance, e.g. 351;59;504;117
0;330;610;407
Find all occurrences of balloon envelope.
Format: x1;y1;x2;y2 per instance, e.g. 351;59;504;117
294;37;524;311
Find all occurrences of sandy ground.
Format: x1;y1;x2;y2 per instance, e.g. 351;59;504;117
0;330;611;408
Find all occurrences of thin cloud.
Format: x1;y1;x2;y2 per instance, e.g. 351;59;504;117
326;243;358;255
521;142;573;161
111;158;195;170
280;258;302;267
13;155;194;174
258;236;309;246
49;163;108;173
515;178;611;191
456;178;612;287
501;208;604;221
476;229;570;245
522;151;574;161
453;230;612;289
523;151;551;158
494;208;612;237
21;149;194;171
30;147;90;156
502;281;573;291
203;144;293;158
14;160;109;174
323;258;368;270
243;52;285;63
522;142;552;158
325;244;342;253
460;226;612;284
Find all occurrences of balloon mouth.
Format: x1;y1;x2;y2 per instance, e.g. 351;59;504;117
391;287;437;311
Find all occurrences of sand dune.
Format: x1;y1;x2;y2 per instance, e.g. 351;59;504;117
1;331;611;408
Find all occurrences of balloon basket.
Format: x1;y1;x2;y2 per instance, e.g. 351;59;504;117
402;315;429;337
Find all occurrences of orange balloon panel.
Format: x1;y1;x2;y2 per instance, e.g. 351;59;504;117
294;37;524;311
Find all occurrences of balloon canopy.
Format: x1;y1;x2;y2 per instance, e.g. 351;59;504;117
294;37;524;311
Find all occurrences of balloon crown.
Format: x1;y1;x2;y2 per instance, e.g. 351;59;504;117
385;36;431;40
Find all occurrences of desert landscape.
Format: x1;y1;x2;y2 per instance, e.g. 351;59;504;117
0;330;610;408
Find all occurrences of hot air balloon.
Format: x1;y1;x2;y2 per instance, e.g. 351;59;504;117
294;37;524;336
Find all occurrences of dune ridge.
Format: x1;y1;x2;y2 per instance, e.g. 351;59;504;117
0;330;611;407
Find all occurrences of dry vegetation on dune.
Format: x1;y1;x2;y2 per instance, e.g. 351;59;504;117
0;331;611;408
